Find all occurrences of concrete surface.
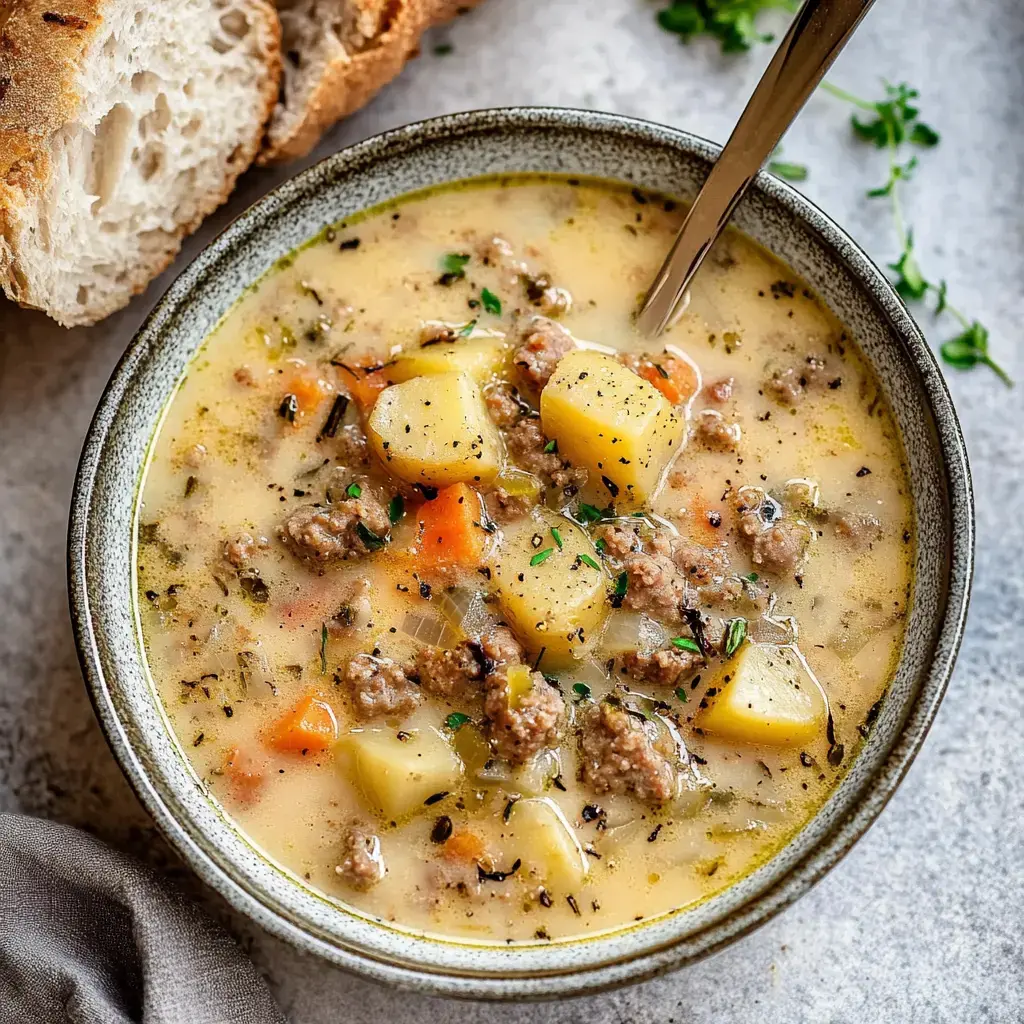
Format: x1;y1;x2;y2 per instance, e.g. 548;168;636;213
1;0;1022;1019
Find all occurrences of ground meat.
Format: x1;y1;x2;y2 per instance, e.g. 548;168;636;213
414;627;523;701
476;234;527;287
648;531;728;584
619;647;703;687
415;643;484;701
279;497;390;563
833;511;883;549
484;486;535;524
765;355;828;405
331;424;371;468
698;574;769;612
505;418;587;492
418;322;458;345
483;667;565;765
335;827;386;890
594;523;640;559
511;316;575;389
484;383;531;428
621;552;689;623
578;702;679;804
223;532;267;568
338;654;420;720
521;272;572;318
694;409;741;450
479;625;525;669
741;514;812;573
705;377;734;403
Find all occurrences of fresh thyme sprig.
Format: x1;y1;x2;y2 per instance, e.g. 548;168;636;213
654;13;1011;387
821;81;1011;386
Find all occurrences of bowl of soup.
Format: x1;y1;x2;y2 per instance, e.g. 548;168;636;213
69;108;972;998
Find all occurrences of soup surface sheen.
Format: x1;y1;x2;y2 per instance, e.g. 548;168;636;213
137;176;912;942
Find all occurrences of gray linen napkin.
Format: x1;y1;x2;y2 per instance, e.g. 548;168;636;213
0;813;285;1024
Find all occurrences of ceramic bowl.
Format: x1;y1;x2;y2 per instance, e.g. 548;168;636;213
68;107;972;1000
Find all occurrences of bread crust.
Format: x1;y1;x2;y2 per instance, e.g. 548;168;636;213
258;0;481;165
0;0;282;326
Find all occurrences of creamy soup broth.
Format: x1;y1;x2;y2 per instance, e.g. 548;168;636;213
137;176;912;942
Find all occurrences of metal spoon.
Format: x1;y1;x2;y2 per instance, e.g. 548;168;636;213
636;0;876;337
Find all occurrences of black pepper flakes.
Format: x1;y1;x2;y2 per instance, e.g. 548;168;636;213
430;816;453;843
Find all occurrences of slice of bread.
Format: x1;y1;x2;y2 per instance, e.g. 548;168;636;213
0;0;281;326
260;0;478;165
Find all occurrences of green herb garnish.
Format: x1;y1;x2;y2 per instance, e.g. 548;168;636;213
656;0;798;53
388;494;404;525
530;547;554;566
940;322;1012;387
767;159;808;182
674;686;689;703
579;553;601;571
572;682;592;700
445;712;470;731
543;439;557;453
724;617;748;658
744;571;759;583
356;522;387;551
346;482;362;499
671;636;702;654
481;287;502;315
577;502;603;524
551;527;563;550
818;80;1011;387
458;318;477;337
441;252;470;275
320;623;328;675
594;538;607;554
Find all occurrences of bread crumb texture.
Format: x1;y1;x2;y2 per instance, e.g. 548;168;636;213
0;0;282;325
262;0;482;165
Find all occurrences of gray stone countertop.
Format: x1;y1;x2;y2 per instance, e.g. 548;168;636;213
2;0;1022;1019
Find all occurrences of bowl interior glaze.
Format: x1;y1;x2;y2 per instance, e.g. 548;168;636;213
69;108;972;1000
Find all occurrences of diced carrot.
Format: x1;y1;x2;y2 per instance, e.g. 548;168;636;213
443;829;486;864
267;693;338;754
223;746;264;803
280;367;331;419
638;356;699;406
417;483;487;570
338;360;391;411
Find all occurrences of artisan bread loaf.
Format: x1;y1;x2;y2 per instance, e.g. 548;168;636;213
261;0;479;165
0;0;281;326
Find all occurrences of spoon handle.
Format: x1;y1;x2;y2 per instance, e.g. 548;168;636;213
637;0;876;337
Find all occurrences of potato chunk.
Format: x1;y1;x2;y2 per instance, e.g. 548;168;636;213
339;725;463;819
491;509;607;666
698;643;826;745
367;372;503;487
509;797;589;892
540;350;683;507
389;335;510;384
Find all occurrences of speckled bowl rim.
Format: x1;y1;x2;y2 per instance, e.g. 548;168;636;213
69;107;973;1001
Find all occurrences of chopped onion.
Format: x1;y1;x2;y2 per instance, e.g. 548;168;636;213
476;758;514;784
599;611;667;658
399;611;460;649
437;587;496;640
515;747;563;796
